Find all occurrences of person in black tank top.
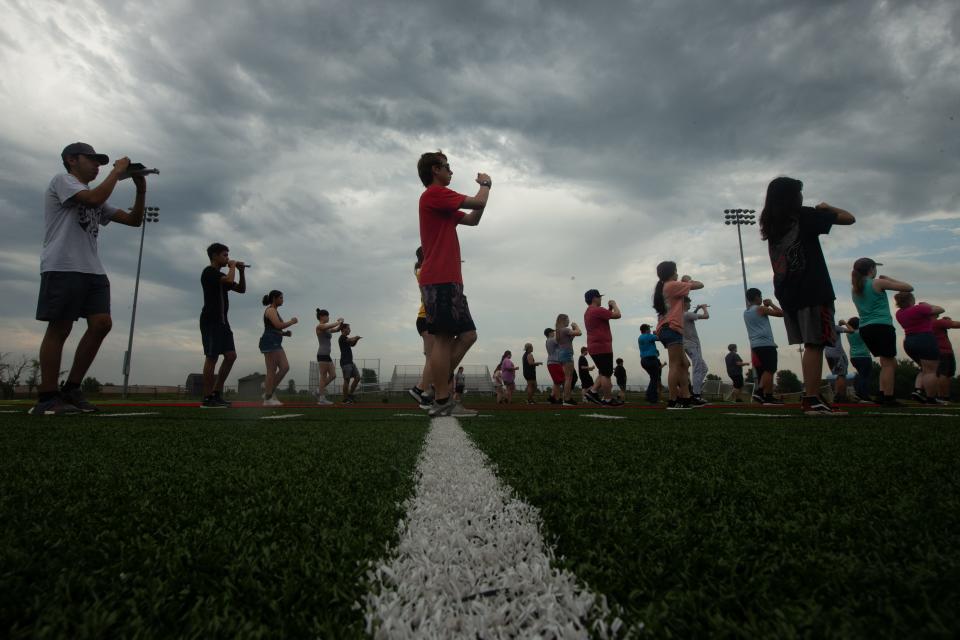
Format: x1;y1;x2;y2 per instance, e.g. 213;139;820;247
259;290;298;406
522;342;542;404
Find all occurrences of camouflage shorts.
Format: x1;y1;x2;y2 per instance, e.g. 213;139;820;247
420;283;476;337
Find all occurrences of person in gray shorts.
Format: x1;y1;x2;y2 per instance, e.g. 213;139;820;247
338;323;362;403
32;143;148;416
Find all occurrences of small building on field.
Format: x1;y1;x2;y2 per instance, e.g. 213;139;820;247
238;373;266;399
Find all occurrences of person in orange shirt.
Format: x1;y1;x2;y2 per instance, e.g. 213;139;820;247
653;261;703;410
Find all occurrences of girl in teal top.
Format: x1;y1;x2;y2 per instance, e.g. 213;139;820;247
850;258;913;403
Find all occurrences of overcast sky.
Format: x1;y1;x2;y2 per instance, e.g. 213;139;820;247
1;0;958;391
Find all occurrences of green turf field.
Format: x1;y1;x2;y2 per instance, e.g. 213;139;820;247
1;404;959;638
464;408;960;637
0;407;426;639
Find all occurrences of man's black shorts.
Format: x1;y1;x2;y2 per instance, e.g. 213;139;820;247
416;316;427;336
591;353;615;378
36;271;110;321
201;320;236;358
420;282;476;337
730;372;744;389
752;346;778;378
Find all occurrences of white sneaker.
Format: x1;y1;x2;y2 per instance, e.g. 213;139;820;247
450;402;478;417
316;396;333;405
263;394;283;407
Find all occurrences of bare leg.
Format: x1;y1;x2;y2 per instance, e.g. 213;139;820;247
65;314;112;386
526;381;536;402
666;344;685;401
203;357;218;396
562;363;574;401
449;330;477;372
920;360;939;397
761;371;774;396
38;320;73;393
215;351;236;393
263;353;276;397
417;332;434;391
939;374;951;400
427;335;454;402
801;345;824;397
879;356;896;396
272;351;290;396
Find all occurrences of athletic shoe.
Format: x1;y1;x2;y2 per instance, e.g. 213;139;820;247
751;393;764;404
408;387;429;405
428;400;454;417
200;395;226;409
584;390;603;405
526;400;536;405
450;402;478;417
28;396;81;416
211;392;231;407
562;399;579;407
343;397;355;405
60;385;99;413
801;396;835;416
762;395;784;406
911;389;927;403
934;397;951;405
689;396;709;407
857;397;875;404
667;399;691;410
263;394;283;407
316;396;334;405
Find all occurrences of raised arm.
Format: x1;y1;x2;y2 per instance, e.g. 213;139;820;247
608;300;622;319
759;298;784;317
232;263;247;293
687;280;705;291
696;304;710;320
316;319;344;334
220;261;237;286
458;173;492;226
70;157;129;208
925;303;946;316
874;275;913;293
816;202;855;225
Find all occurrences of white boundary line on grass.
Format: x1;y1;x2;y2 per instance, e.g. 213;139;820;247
723;412;798;418
581;413;627;420
259;413;305;420
863;412;959;418
96;412;161;417
0;410;22;413
363;416;626;639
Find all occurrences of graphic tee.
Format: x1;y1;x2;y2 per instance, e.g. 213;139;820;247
767;207;837;312
42;173;120;273
584;306;614;354
418;185;466;285
200;266;231;325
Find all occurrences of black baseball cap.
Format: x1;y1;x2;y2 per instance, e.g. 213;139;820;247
584;289;602;304
853;257;882;274
61;142;108;165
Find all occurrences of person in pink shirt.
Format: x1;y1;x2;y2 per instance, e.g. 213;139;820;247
653;261;704;410
583;289;622;406
894;292;944;404
499;350;517;403
933;314;960;403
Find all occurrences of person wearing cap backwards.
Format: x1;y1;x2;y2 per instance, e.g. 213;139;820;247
759;177;855;416
850;257;913;406
30;144;146;416
583;289;623;406
415;150;490;417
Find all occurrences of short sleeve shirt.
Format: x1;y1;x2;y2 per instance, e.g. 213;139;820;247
339;335;354;365
682;310;701;347
42;173;120;274
200;266;231;325
584;306;614;354
638;333;659;358
767;207;837;312
613;365;626;385
545;338;559;363
932;319;954;354
895;303;934;335
418;185;466;285
656;281;693;334
501;358;516;383
846;331;871;358
556;326;575;349
725;352;743;377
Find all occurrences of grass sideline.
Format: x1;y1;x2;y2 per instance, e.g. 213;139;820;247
463;406;960;637
0;407;427;638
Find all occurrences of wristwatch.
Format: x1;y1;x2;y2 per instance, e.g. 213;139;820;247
479;180;492;187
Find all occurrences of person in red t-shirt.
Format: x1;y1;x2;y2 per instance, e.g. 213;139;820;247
932;314;960;403
582;288;622;406
414;150;491;417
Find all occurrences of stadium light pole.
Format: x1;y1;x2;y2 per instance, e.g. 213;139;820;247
723;208;756;308
122;206;160;398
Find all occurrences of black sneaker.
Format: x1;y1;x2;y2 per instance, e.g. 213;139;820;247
562;399;579;407
911;389;927;403
343;397;355;405
667;399;691;410
689;396;709;407
603;398;624;407
408;386;428;405
801;396;834;416
751;393;764;404
584;390;603;405
212;392;232;407
762;395;785;406
29;395;81;416
200;395;220;409
60;385;99;413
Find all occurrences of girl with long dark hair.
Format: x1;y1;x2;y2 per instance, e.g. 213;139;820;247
653;261;703;409
259;290;298;406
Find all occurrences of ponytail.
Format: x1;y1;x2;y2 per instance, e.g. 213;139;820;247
653;261;676;316
262;290;282;306
316;308;329;321
851;270;867;296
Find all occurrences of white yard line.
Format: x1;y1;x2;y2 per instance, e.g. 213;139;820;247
581;413;627;420
0;410;22;413
863;412;958;418
259;413;305;420
723;412;798;418
363;416;626;639
393;413;428;417
96;412;161;417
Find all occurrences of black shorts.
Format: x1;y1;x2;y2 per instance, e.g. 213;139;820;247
939;353;956;377
615;378;627;388
455;384;465;394
591;353;614;377
36;271;110;321
730;372;744;389
420;283;476;337
200;320;236;358
903;333;940;364
859;324;897;358
752;346;778;377
317;354;333;363
579;374;593;388
416;316;427;336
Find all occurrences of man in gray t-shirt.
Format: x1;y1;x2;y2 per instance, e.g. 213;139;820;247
682;297;710;404
31;143;147;416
